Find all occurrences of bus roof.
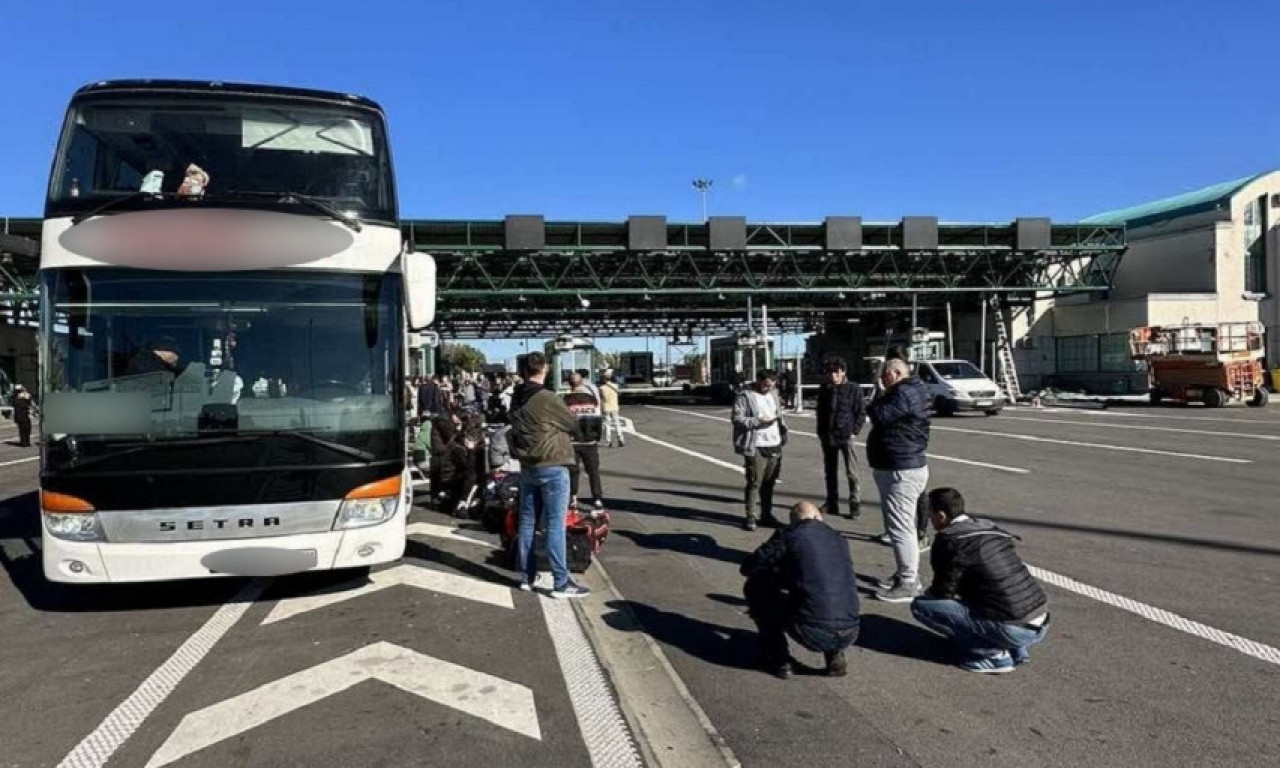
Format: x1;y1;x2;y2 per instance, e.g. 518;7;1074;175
71;79;385;113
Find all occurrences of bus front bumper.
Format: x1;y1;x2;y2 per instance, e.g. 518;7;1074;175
42;518;406;583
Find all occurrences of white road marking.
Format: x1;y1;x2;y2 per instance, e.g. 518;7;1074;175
1037;407;1280;426
540;595;645;767
58;579;267;768
646;406;1030;475
261;563;513;624
144;641;541;767
0;456;39;468
1028;567;1280;667
625;424;1280;669
933;424;1251;464
629;429;745;474
995;415;1280;441
407;521;499;549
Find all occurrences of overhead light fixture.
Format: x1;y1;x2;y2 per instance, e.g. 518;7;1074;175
717;292;726;300
837;292;846;300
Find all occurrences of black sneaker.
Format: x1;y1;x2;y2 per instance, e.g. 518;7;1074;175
760;514;783;528
768;660;793;680
876;579;921;603
847;500;861;521
744;517;758;531
824;650;848;677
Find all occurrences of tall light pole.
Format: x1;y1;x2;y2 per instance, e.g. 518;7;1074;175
692;178;713;222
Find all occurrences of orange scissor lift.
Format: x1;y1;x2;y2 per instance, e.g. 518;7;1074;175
1130;322;1269;408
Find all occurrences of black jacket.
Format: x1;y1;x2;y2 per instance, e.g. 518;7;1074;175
816;380;866;446
927;517;1047;622
865;376;931;471
418;379;445;417
740;519;860;631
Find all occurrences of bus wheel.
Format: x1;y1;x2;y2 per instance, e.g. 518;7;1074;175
1249;388;1270;407
1149;388;1164;406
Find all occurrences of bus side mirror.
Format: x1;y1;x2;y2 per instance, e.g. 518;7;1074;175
402;251;437;330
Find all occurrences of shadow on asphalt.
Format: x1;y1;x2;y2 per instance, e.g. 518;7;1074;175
0;490;251;613
602;598;759;671
403;538;516;587
985;514;1280;558
631;487;740;506
854;614;955;665
607;496;749;530
613;529;750;566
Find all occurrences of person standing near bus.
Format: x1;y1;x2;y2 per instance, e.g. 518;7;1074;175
13;385;35;448
508;352;590;598
600;372;624;447
565;370;605;510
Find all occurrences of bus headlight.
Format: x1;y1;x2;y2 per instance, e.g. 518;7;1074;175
333;476;402;530
45;513;103;541
334;496;399;529
41;490;103;541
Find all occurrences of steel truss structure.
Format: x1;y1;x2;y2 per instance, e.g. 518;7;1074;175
408;219;1125;338
1;217;1126;339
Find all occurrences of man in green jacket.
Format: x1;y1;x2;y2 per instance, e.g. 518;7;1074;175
507;352;590;598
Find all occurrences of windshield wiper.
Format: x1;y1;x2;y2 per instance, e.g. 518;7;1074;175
220;190;362;232
243;430;377;463
70;191;171;226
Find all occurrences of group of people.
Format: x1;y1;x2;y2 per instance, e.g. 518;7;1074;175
733;355;1050;677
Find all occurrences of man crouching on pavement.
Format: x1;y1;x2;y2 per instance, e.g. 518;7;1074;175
740;501;860;679
911;488;1050;674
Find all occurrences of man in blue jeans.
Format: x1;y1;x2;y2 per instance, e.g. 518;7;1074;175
740;501;861;679
911;488;1050;674
507;352;590;598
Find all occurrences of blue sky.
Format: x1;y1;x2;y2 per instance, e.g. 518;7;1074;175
4;0;1277;362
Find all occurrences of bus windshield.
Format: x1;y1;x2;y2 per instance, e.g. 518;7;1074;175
40;269;403;475
47;95;395;223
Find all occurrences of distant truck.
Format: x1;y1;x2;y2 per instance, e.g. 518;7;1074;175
1131;322;1268;408
617;351;654;386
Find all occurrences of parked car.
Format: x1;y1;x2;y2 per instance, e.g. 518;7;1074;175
913;359;1006;416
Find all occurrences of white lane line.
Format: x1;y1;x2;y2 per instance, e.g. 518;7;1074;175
58;579;267;768
932;425;1251;464
629;428;746;474
146;642;541;767
1028;567;1280;667
0;456;39;468
262;564;513;624
627;425;1280;668
996;415;1280;441
407;521;499;549
1038;407;1280;426
646;406;1030;475
540;596;645;768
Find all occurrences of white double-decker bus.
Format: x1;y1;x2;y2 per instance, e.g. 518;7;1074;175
38;80;435;583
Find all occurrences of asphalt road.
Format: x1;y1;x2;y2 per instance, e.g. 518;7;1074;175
1;403;1278;767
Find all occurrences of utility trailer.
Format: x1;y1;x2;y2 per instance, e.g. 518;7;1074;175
1130;322;1268;408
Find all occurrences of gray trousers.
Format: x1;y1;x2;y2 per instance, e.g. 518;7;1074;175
873;467;930;583
744;451;783;521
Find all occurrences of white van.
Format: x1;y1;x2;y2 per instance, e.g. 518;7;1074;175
912;359;1006;416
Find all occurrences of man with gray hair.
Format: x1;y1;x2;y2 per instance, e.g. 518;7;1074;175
866;358;932;602
740;501;861;679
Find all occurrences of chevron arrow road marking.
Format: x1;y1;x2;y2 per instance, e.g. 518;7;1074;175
261;563;512;625
145;641;541;767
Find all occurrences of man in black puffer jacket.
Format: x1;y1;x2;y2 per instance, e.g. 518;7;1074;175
866;358;932;603
912;488;1050;675
816;357;866;520
740;501;861;679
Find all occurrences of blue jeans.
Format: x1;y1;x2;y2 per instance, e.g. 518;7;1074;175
911;597;1049;660
517;465;572;590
